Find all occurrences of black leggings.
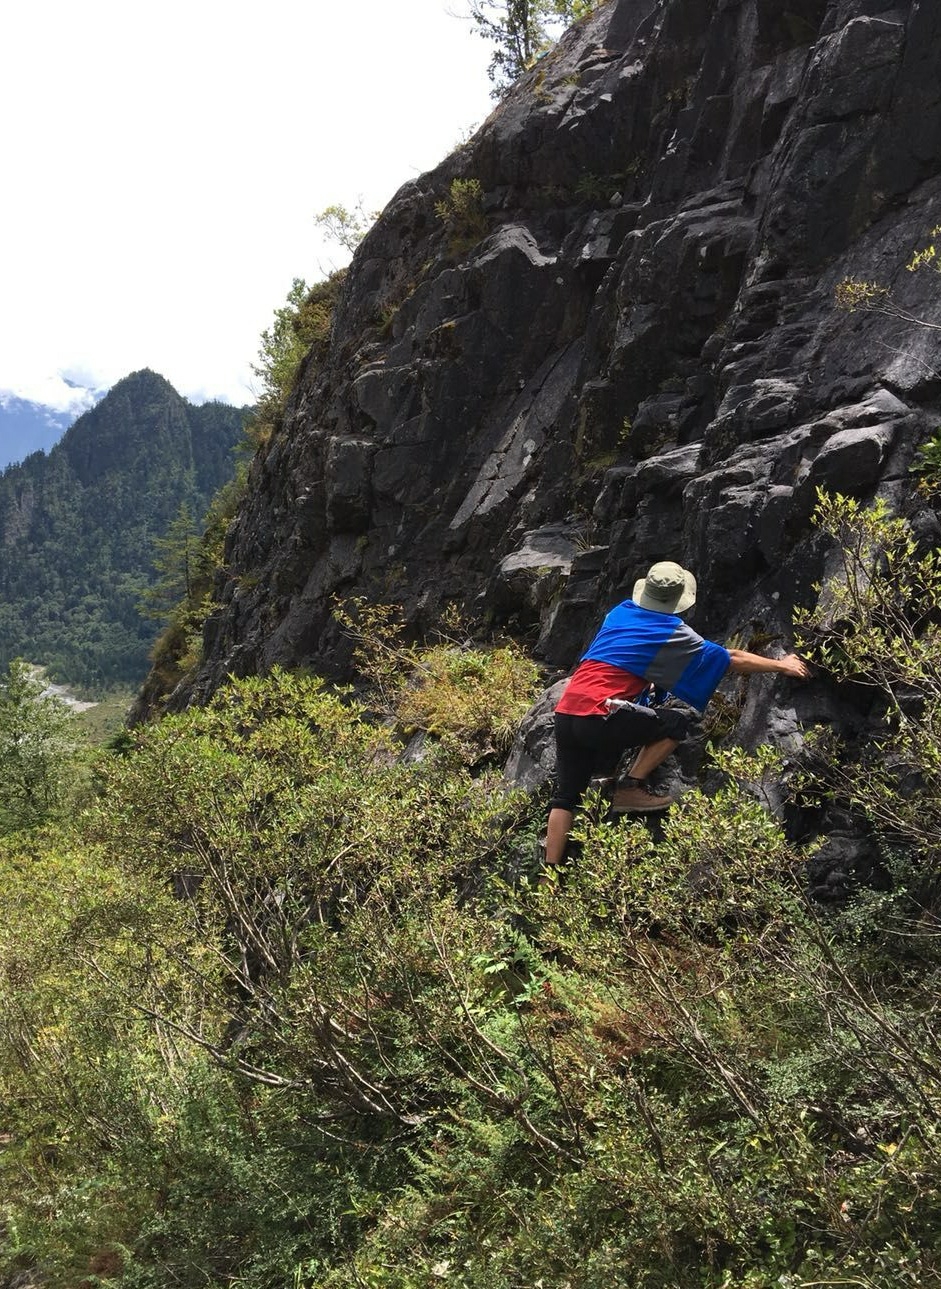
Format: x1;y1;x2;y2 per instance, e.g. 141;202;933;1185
550;704;694;812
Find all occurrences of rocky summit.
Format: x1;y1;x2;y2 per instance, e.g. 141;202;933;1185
177;0;940;881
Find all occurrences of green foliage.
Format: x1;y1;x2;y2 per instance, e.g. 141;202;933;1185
794;489;941;862
835;276;891;312
0;659;79;834
907;224;941;275
574;162;643;203
6;497;941;1286
138;502;202;623
251;273;345;421
555;750;794;961
73;686;136;746
838;221;941;309
251;276;311;413
246;271;346;466
467;0;601;96
142;469;254;699
0;831;191;1283
334;598;541;764
0;670;540;1286
834;228;941;334
314;201;377;255
435;178;488;252
397;641;540;758
910;427;941;487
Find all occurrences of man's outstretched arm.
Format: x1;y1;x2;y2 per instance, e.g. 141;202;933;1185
727;649;811;680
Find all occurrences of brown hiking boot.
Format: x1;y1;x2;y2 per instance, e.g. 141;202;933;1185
610;782;674;814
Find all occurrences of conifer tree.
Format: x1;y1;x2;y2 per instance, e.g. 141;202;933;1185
140;502;202;625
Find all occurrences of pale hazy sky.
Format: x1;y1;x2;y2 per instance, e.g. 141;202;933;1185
0;1;494;417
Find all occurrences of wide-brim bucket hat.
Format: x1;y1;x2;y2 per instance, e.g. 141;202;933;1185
633;560;697;614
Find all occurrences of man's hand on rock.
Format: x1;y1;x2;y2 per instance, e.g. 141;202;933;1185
777;653;812;680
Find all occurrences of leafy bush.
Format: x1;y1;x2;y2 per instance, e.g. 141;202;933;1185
794;489;941;864
251;272;346;423
335;598;541;764
0;659;79;834
5;497;941;1286
396;642;540;760
435;179;488;251
911;428;941;486
0;671;538;1285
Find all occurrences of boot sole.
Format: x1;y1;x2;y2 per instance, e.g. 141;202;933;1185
610;802;672;814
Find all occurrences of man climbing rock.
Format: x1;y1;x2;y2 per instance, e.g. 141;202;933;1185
544;560;811;866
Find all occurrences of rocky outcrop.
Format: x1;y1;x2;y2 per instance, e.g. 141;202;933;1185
171;0;940;832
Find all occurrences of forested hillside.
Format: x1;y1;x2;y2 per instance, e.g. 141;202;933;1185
0;370;246;689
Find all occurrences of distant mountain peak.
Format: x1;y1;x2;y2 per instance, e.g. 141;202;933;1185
0;371;246;687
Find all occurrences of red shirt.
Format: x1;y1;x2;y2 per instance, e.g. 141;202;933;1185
555;659;646;717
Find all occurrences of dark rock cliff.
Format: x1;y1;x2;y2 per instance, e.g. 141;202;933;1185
175;0;941;877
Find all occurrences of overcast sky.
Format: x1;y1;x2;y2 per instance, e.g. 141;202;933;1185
0;0;494;419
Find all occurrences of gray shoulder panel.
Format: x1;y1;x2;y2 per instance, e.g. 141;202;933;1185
645;624;704;690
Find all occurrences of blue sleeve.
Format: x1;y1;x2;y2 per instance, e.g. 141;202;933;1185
670;640;731;711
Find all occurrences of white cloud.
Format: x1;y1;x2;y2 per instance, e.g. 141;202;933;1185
0;0;494;411
0;377;100;418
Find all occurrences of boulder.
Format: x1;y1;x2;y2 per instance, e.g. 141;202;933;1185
503;681;566;794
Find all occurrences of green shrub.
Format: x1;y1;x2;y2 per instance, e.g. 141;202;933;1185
0;659;80;834
7;490;941;1287
396;642;540;760
334;598;541;765
911;428;941;486
435;179;488;252
252;271;346;421
0;671;537;1285
794;489;941;864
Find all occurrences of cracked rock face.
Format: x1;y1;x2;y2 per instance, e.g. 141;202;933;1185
170;0;940;860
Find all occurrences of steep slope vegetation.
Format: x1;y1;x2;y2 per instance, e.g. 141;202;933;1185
5;538;941;1286
0;370;246;688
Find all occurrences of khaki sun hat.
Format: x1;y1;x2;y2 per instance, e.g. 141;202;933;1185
633;560;697;614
